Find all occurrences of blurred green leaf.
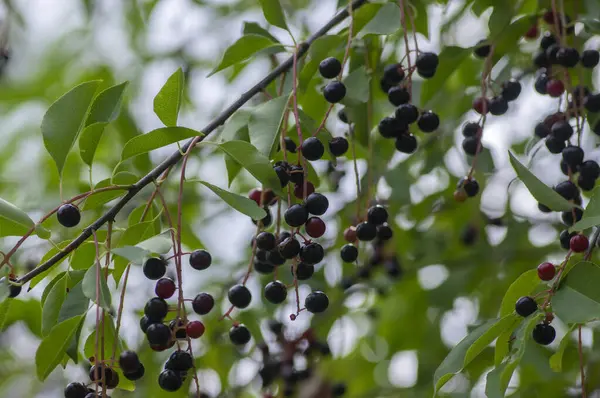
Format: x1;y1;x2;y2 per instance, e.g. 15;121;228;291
500;269;540;317
360;2;401;36
35;315;84;381
82;172;137;210
573;188;600;231
258;0;288;31
120;127;203;161
188;180;267;220
342;66;371;105
41;275;67;336
550;324;577;372
82;262;112;311
554;262;600;323
464;313;520;366
154;69;184;127
0;197;48;238
421;47;471;107
248;95;289;157
209;35;281;76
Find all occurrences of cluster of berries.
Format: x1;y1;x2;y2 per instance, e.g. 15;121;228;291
378;52;441;154
319;57;347;103
258;321;346;397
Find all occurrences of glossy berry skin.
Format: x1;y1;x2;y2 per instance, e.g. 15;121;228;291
415;52;439;70
192;293;214;315
256;231;276;251
580;160;600;180
356;221;377;241
562;145;584;169
534;74;549;94
139;315;155;333
540;32;556;50
515;296;537;317
267;250;286;266
305;291;329;313
278;237;301;259
146;323;171;345
89;364;118;388
159;369;183;392
295;262;314;280
284;137;297;153
378;116;405;138
166;350;194;372
377;224;393;241
546;79;565;97
462;136;481;156
417;111;439;132
532;323;556;345
474;40;491;58
329;137;349;157
64;382;88;398
388;86;410;106
189;249;212;270
264;281;287;304
144;297;169;321
143;258;166;280
305;217;326;238
534;123;551;140
557;47;580;67
340;244;358;263
319;57;341;78
155;278;176;299
459;177;479;197
299;242;325;264
570;234;589;253
305;192;329;215
294;181;315;199
501;80;521;101
57;204;81;228
284;204;309;227
119;351;141;374
367;205;388;225
8;282;21;298
462;122;481;137
417;68;436;78
537;262;556;281
383;63;404;84
562;208;583;226
560;230;577;250
395;134;418;154
545;136;566;154
229;324;251;345
395;104;419;124
274;165;290;187
301;137;325;161
123;364;145;381
581;49;600;68
554;180;579;200
323;81;346;103
186;320;205;338
489;96;508;115
228;284;252;308
472;97;489;114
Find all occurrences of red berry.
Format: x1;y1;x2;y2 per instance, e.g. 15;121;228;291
249;188;262;205
473;97;489;115
546;80;565;97
155;278;176;299
343;227;356;243
294;182;315;199
186;321;205;339
570;234;589;253
524;24;538;39
305;217;326;238
537;262;556;281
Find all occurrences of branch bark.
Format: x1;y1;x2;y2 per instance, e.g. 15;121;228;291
14;0;369;285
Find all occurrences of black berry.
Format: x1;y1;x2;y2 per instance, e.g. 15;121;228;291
578;175;596;191
264;281;287;304
267;249;286;265
295;262;314;280
256;231;276;251
417;111;439;132
155;278;176;299
123;364;145;381
8;281;21;298
305;291;329;313
534;122;550;138
540;32;557;50
278;237;301;259
462;122;480;137
143;257;166;280
289;165;304;185
158;369;183;392
387;86;410;106
284;137;297;153
305;192;329;215
557;47;580;67
560;229;577;249
119;351;141;374
229;324;251;345
415;52;439;70
146;323;171;346
551;121;573;141
534;74;549;94
329;137;349;157
169;319;187;339
64;382;88;398
554;180;579;200
489;96;508;115
383;63;404;84
581;49;599;68
367;205;388;225
228;284;252;308
192;292;214;315
462;136;481;156
255;261;275;274
165;350;194;372
561;145;584;169
580;160;600;180
340;244;358;263
538;203;551;213
561;208;583;226
301;137;325;161
378;116;405;139
89;364;118;388
331;382;347;396
377;224;393;241
395;104;419;124
144;297;169;321
545;136;565;154
284;204;309;227
532;323;556;345
337;108;349;124
458;177;479;197
57;204;81;228
274;165;290;187
139;315;156;333
319;57;342;79
474;40;491;58
501;80;521;101
189;249;212;270
323;81;346;103
356;222;377;241
395;134;417;153
299;242;324;264
515;296;537;317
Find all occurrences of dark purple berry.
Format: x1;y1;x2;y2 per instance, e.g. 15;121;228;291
305;192;328;215
515;296;537;317
295;262;314;280
340;244;358;263
158;369;183;392
189;249;212;270
417;111;439;132
319;57;342;79
143;257;166;280
299;242;324;265
284;204;309;227
395;134;417;153
323;81;346;103
388;86;410;106
144;297;169;321
192;293;214;315
228;284;251;308
301;137;325;161
264;281;287;304
367;205;388;225
256;231;276;251
305;291;329;313
532;323;556;345
356;221;377;241
581;49;599;68
57;204;81;228
329;137;349;157
229;324;251;345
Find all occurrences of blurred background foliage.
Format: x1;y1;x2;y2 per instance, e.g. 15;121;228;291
0;0;599;397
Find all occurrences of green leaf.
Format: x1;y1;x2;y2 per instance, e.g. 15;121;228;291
41;272;67;307
0;299;11;330
488;5;513;41
70;242;97;270
359;2;401;36
494;317;522;365
111;246;150;265
341;66;371;105
83;317;121;360
41;80;101;175
1;299;42;336
209;34;279;76
258;0;288;30
573;187;600;230
433;319;498;393
82;262;112;311
35;315;84;381
154;68;184;127
248;95;289;157
553;261;600;323
82;172;137;210
202;140;281;192
41;275;68;336
464;313;520;366
57;282;89;323
550;324;577;372
120;127;202;161
79;122;109;167
136;234;172;254
85;81;129;126
0;197;49;238
189;180;267;220
500;269;540;317
308;35;344;60
242;22;279;42
420;46;471;107
508;151;576;211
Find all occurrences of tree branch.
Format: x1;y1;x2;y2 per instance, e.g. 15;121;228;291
13;0;369;286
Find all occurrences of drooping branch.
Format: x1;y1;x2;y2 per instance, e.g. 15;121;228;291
13;0;369;286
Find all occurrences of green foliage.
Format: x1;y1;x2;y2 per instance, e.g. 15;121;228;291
209;34;283;76
188;180;267;220
153;69;184;127
553;262;600;323
35;315;84;380
0;197;49;238
120;127;203;161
